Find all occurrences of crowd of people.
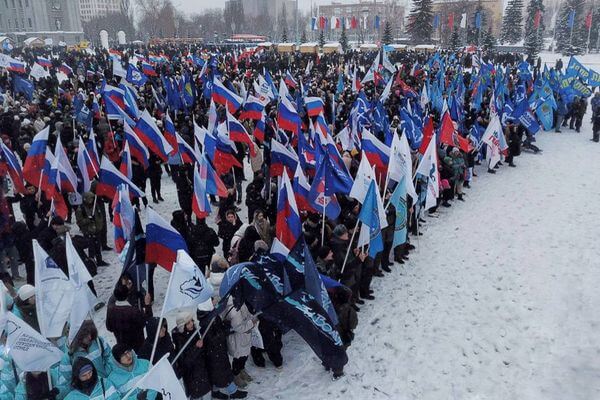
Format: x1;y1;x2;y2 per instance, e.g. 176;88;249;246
0;41;598;400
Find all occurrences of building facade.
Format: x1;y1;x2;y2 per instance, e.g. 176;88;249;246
0;0;82;33
318;0;404;43
79;0;124;23
233;0;296;21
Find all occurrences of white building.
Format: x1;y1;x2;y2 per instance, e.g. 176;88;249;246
79;0;123;22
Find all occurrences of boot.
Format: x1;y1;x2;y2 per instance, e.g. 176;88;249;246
463;181;470;188
457;194;464;202
382;265;392;273
487;168;496;174
239;369;253;382
229;390;248;399
442;201;451;207
233;374;247;388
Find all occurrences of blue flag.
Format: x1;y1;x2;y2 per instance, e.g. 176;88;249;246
126;64;148;87
567;10;576;28
536;100;554;131
390;177;407;248
358;180;384;258
589;69;600;87
12;75;34;101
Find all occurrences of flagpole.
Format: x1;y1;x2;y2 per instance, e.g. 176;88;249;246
339;221;360;276
569;12;575;50
321;198;326;246
148;268;173;364
586;3;594;53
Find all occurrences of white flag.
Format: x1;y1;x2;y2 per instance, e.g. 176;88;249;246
162;250;214;315
481;115;504;168
420;83;429;109
389;132;418;203
29;63;50;80
112;55;127;78
416;133;439;210
135;354;186;399
380;76;394;103
66;234;97;345
33;240;74;338
207;99;217;133
350;153;376;203
381;48;395;74
3;313;63;371
460;13;467;28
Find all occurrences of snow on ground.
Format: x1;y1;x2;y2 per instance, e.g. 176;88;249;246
81;121;600;400
540;51;600;70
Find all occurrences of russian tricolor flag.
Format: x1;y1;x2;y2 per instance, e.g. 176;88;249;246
239;95;265;121
112;184;135;254
163;114;178;155
361;129;390;171
213;123;242;176
59;63;73;76
133;110;174;162
145;207;188;271
119;141;133;179
253;112;266;143
176;133;197;164
212;77;243;113
141;61;157;77
7;60;26;74
284;71;298;89
305;96;325;117
97;156;145;200
1;143;26;194
76;140;94;193
54;137;78;193
37;57;52;68
102;84;127;110
198;153;227;197
270;138;299;177
124;123;150;169
23;126;49;186
103;95;135;127
192;164;212;219
41;149;58;198
226;109;256;157
85;130;100;175
277;96;301;134
293;164;313;212
276;172;302;250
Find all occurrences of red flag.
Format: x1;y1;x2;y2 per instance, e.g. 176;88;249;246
419;117;434;155
439;112;470;153
351;16;358;29
585;11;593;29
448;13;455;29
533;10;542;29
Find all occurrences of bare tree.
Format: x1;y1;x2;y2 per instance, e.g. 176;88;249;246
136;0;176;39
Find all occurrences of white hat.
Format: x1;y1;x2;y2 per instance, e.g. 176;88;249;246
17;284;35;301
197;299;214;312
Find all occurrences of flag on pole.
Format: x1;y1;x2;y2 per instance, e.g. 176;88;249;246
145;207;188;271
3;313;63;371
390;177;408;248
349;153;376;203
162;250;213;314
33;240;74;338
567;10;576;28
134;353;187;399
357;180;387;257
415;133;439;211
276;173;302;250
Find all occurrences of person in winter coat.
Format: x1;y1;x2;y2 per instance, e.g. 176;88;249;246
107;344;157;399
18;183;42;230
449;148;466;200
196;301;247;399
65;358;120;400
593;98;600;142
106;284;153;352
189;218;220;273
218;209;242;257
245;174;264;222
504;122;521;168
172;311;212;400
333;287;358;350
138;317;174;365
147;154;163;203
14;370;67;400
0;348;18;400
330;225;367;311
12;284;39;332
208;256;228;301
224;297;256;388
569;96;587;132
37;216;69;253
75;192;107;267
256;316;283;368
555;94;568;132
63;320;112;382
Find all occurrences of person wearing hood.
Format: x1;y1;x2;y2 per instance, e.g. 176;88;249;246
138;317;174;365
37;216;69;253
107;344;157;399
244;173;264;222
208;256;228;301
14;369;67;400
171;311;212;400
106;284;153;353
0;336;18;400
64;357;120;400
75;192;108;267
224;296;256;389
62;320;112;382
218;209;242;258
196;301;247;399
189;218;219;273
12;284;39;332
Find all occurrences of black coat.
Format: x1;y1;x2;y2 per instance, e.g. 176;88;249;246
172;327;211;398
105;302;151;352
138;318;175;365
189;221;219;267
197;311;234;388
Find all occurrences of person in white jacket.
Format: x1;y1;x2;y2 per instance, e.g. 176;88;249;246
223;296;256;388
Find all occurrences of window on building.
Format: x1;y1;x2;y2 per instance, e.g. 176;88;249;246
7;19;11;29
18;0;21;8
11;0;15;8
3;0;7;8
28;17;31;28
25;0;28;6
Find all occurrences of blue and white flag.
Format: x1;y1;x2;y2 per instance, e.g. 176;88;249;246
390;176;408;248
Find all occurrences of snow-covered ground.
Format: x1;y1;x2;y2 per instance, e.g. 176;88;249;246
540;51;600;70
83;121;600;400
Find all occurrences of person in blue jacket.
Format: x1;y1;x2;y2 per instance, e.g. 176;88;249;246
108;344;157;400
60;320;113;383
64;357;120;400
14;369;69;400
0;348;18;400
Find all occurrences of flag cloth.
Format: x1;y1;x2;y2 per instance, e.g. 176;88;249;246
65;234;97;344
134;110;174;162
276;173;302;250
192;162;212;219
416;133;440;211
33;240;74;338
113;184;135;254
134;354;187;399
357;180;387;257
97;156;145;199
162;250;214;314
390;176;408;248
1;143;26;194
121;211;150;291
481;114;505;167
349;153;376;203
3;313;63;371
146;207;188;271
439;112;470;152
22;126;49;186
389;132;418;203
124;123;150;169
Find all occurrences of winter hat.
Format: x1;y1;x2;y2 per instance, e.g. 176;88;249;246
332;224;348;238
113;284;129;302
176;311;194;332
210;256;228;273
254;240;268;253
197;299;214;312
17;284;35;301
77;363;93;378
111;343;132;362
317;245;331;260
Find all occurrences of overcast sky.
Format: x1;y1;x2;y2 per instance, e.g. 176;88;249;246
171;0;354;15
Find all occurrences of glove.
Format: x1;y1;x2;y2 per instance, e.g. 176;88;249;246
137;390;148;400
48;387;60;400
